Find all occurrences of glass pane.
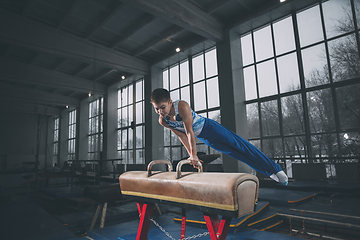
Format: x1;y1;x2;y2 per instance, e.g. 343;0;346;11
136;150;144;164
117;109;121;128
163;69;169;90
205;48;218;78
170;89;179;101
297;5;323;47
129;150;133;163
257;60;277;98
301;44;329;88
284;136;307;159
172;147;181;161
100;133;103;152
122;87;128;106
281;94;304;135
170;65;179;90
254;25;273;61
171;131;181;145
121;107;127;127
249;140;261;150
192;54;205;82
118;89;121;108
193;81;206;111
241;33;254;66
208;110;221;124
340;132;360;157
54;130;58;142
135;80;143;102
100;115;103;133
122;129;127;149
336;83;360;129
128;85;133;105
181;86;191;104
180;61;189;86
262;138;283;158
277;52;300;93
128;105;133;124
243;66;257;100
307;89;335;133
261;100;280;136
273;16;295;55
310;134;338;158
246;103;260;138
328;34;360;81
136;126;143;148
164;127;171;146
135;102;143;124
206;77;219;108
117;130;121;150
164;147;170;161
129;128;133;149
54;143;58;155
322;0;353;39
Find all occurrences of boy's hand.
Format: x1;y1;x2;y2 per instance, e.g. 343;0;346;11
188;155;203;169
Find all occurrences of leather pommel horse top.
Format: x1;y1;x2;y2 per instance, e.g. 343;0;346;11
119;160;259;218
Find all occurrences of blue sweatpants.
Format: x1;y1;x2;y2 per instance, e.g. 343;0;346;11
197;118;282;177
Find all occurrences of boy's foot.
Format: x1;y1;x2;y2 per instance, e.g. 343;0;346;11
270;170;288;185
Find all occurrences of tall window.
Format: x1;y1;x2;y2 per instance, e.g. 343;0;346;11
68;109;76;160
241;0;360;178
117;79;145;164
163;47;221;162
88;98;103;160
53;117;59;166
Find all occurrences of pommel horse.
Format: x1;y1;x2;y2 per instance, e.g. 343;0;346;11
119;160;259;240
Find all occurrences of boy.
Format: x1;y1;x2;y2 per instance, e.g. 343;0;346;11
151;88;288;185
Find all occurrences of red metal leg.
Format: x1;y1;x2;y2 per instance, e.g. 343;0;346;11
217;217;232;240
204;214;231;240
136;202;154;240
204;214;220;240
181;208;186;239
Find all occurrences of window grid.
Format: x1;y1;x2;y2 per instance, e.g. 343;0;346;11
117;79;145;164
68;109;76;160
241;0;360;176
53;117;59;166
163;47;222;162
88;98;103;160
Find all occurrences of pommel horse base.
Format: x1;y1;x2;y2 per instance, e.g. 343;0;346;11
119;160;259;240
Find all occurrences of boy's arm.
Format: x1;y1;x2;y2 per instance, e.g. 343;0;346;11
177;101;201;167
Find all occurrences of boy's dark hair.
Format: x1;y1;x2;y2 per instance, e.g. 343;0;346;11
151;88;170;103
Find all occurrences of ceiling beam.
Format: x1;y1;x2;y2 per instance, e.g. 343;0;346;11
0;57;106;94
234;0;253;11
111;15;156;48
0;8;149;75
122;0;223;42
134;27;183;57
57;0;84;29
0;82;80;107
86;2;127;40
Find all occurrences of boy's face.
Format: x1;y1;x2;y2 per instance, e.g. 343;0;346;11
152;100;172;117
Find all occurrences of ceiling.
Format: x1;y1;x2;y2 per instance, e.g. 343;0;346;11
0;0;318;115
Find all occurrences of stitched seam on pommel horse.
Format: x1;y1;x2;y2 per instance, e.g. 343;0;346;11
121;190;238;212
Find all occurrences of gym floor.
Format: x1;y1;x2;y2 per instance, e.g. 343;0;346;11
1;178;360;240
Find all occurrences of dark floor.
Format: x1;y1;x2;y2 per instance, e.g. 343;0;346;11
1;175;360;240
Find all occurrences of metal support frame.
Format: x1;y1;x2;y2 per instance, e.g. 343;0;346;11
136;202;154;240
133;202;232;240
203;214;231;240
